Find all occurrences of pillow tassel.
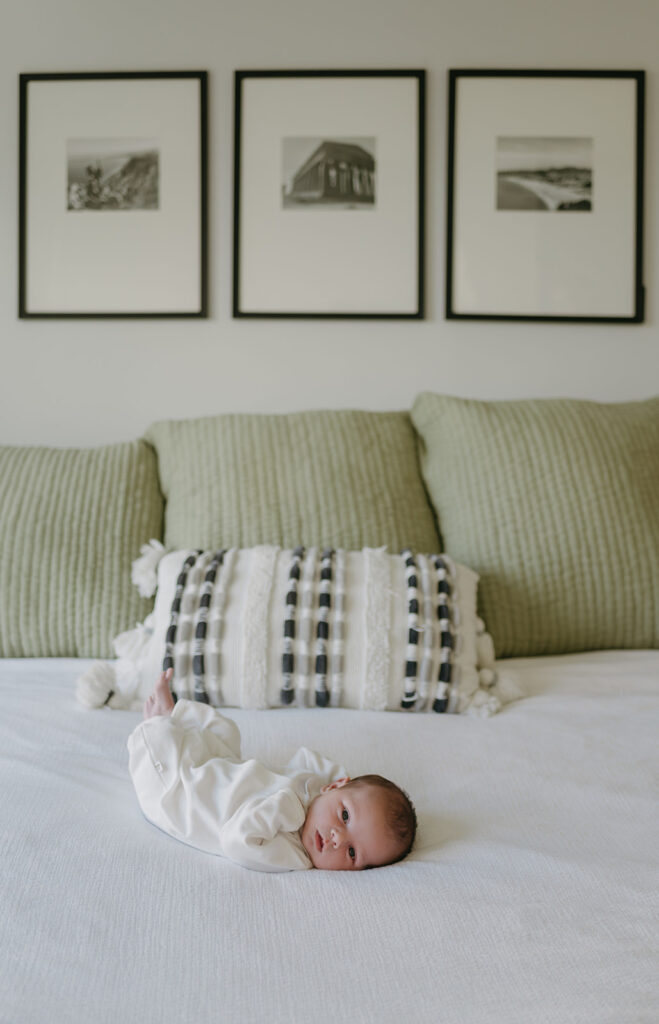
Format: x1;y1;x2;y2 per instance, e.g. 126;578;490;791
76;660;142;710
76;661;118;709
113;617;153;660
131;539;166;597
491;670;525;706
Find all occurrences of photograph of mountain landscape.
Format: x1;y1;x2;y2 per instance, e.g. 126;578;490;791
496;136;592;211
67;138;159;211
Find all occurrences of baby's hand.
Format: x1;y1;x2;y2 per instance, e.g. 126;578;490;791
143;669;175;719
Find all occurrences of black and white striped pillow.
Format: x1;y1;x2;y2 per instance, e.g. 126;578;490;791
110;544;506;715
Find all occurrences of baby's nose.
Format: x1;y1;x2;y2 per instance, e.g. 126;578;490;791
330;828;343;849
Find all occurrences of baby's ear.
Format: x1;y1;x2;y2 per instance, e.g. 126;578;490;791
320;776;351;793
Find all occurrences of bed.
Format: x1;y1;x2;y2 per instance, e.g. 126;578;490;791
2;651;657;1024
1;395;657;1023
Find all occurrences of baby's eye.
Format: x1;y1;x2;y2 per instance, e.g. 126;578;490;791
349;846;356;860
342;808;349;822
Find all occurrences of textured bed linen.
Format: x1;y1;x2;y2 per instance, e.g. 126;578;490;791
1;653;657;1024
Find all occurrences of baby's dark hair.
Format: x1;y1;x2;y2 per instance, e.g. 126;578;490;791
343;774;417;866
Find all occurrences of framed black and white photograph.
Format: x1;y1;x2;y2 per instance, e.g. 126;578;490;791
233;70;425;318
19;71;208;318
446;70;645;322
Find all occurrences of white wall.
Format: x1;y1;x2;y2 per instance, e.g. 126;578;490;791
1;0;657;446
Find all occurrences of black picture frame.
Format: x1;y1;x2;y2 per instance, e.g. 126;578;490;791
19;70;208;318
445;69;645;323
233;69;425;319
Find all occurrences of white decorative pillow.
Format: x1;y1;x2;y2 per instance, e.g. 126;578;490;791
77;543;521;716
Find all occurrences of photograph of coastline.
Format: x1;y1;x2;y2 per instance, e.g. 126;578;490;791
446;69;643;320
496;136;592;211
67;138;160;211
282;136;376;210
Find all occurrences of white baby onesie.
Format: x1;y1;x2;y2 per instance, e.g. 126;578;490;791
127;699;345;871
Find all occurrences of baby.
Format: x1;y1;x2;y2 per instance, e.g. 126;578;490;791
128;670;416;872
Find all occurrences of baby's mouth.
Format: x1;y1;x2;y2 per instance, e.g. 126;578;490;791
315;830;324;853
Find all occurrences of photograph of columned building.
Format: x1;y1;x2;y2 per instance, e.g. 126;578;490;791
282;138;376;208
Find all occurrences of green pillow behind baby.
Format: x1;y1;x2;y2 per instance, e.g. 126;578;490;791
146;409;440;555
412;393;659;658
0;440;163;657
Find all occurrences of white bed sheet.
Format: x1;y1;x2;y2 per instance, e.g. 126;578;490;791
1;651;657;1024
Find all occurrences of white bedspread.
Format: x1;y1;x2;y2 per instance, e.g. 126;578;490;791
1;652;657;1024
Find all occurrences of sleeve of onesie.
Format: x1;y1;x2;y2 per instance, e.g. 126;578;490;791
127;700;243;855
284;746;348;788
220;788;312;872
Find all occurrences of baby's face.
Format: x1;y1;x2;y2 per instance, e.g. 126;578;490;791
300;780;402;871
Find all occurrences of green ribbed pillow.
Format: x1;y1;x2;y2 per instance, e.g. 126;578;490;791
412;393;659;657
0;441;163;657
146;410;440;553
